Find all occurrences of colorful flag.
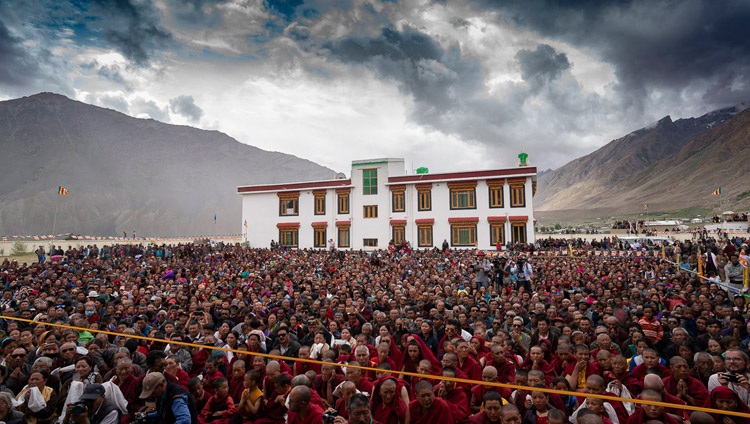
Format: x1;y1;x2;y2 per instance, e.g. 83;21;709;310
712;187;721;196
213;214;217;224
58;186;69;195
643;203;648;210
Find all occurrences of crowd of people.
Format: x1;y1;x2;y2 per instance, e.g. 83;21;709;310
0;235;748;424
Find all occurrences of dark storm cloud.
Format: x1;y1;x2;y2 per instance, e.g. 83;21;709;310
89;0;172;65
169;95;204;122
0;20;40;88
516;44;570;92
475;0;750;109
325;26;489;126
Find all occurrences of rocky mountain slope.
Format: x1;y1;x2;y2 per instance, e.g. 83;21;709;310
0;93;335;236
536;105;750;217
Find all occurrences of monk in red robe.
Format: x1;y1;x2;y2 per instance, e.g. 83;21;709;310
470;366;511;413
372;378;409;424
111;359;141;421
288;386;324;424
455;339;482;381
228;360;246;404
408;380;455;424
199;378;237;424
662;356;709;407
520;346;556;385
255;374;291;424
627;389;680;424
468;392;504;424
433;367;469;422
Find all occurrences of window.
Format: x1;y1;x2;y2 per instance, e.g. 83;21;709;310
337;190;350;214
363;205;378;218
488;182;504;208
510;183;526;208
449;182;477;210
278;229;298;248
313;226;326;248
490;223;505;246
363;169;378;195
418;186;432;211
392;189;405;213
314;192;326;215
278;193;299;216
417;225;433;247
338;226;350;248
451;223;477;246
512;222;527;244
392;225;405;245
363;238;378;247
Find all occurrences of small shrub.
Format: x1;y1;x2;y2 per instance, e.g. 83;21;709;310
11;241;27;256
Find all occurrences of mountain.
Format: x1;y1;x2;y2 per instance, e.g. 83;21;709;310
536;105;750;217
0;93;336;237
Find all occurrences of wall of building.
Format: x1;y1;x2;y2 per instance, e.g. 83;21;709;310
239;158;536;250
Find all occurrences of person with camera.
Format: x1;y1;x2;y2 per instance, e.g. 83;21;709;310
139;372;197;424
287;385;324;424
332;393;382;424
708;348;750;406
63;383;120;424
511;256;533;293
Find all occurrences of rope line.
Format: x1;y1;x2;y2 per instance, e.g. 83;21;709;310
5;316;750;419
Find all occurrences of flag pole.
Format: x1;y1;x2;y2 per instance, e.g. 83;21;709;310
51;192;60;240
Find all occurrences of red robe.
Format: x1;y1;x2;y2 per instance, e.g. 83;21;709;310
456;355;483;381
520;359;556;385
199;394;237;424
611;371;642;396
627;407;679;424
191;349;210;377
631;363;673;382
203;369;225;397
112;374;141;418
468;411;500;424
168;368;191;391
662;376;709;407
485;357;517;384
408;397;456;424
288;404;324;424
372;377;410;424
334;397;350;420
309;389;326;411
229;375;245;404
433;385;470;422
471;384;511;408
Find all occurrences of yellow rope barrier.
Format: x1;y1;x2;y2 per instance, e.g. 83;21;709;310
4;315;750;419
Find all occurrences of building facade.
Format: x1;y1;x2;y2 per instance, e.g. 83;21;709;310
237;158;537;250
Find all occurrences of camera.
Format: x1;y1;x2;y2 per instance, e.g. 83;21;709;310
323;411;338;423
724;373;741;383
72;402;88;415
133;411;149;424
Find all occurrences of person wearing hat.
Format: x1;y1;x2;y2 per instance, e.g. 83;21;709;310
139;372;197;424
65;383;120;424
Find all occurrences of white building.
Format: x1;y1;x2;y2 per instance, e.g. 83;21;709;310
237;158;537;250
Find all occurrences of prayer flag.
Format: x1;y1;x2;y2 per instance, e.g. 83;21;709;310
643;203;648;210
712;187;721;196
213;214;217;224
58;186;69;195
243;219;248;228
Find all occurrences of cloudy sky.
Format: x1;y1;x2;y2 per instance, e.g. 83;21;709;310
1;0;749;174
